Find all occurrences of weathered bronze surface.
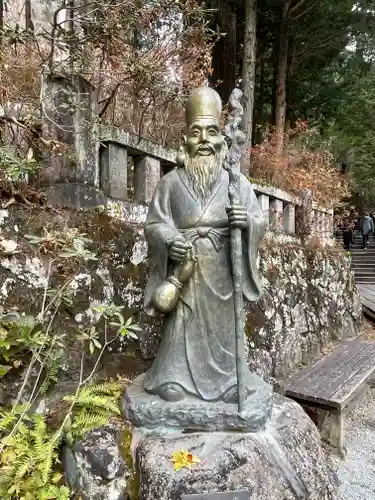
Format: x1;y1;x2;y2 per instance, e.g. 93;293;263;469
142;86;270;406
123;87;272;432
123;89;336;494
152;248;197;313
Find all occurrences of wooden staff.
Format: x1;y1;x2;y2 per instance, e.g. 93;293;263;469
223;88;247;413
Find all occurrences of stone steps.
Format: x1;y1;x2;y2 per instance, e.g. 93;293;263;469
336;232;375;284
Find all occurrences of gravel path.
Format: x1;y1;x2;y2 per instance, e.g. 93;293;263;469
334;388;375;499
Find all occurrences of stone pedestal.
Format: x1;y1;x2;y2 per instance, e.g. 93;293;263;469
123;374;273;433
133;395;338;500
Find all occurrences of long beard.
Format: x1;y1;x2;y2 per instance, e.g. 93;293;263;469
185;141;228;200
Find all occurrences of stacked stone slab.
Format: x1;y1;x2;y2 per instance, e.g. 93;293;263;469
124;394;338;500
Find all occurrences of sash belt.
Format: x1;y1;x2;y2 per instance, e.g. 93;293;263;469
180;227;229;252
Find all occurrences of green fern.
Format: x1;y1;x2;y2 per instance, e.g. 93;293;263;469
0;380;123;498
0;411;18;433
64;380;123;442
40;363;60;395
0;409;66;499
66;411;109;444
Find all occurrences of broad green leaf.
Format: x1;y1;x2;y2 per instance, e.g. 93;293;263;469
0;365;12;377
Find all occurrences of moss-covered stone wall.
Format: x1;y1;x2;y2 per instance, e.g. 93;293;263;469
0;204;362;388
248;239;361;379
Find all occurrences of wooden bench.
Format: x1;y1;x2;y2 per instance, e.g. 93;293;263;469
357;284;375;321
281;339;375;456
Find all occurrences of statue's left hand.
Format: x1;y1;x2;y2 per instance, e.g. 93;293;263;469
226;204;249;230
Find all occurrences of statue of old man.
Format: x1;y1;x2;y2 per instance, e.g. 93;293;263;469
125;87;272;430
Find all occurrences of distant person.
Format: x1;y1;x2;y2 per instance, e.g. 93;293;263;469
360;211;374;249
353;212;360;231
342;219;354;251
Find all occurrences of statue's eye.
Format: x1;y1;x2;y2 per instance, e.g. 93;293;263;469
191;129;200;137
208;128;218;136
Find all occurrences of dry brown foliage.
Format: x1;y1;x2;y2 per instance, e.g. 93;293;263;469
1;0;215;150
250;123;350;205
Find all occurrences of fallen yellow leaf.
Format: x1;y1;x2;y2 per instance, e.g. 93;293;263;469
171;449;201;471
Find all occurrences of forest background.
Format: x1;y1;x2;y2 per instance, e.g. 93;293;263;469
1;0;375;207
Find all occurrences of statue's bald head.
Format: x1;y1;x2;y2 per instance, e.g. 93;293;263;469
185;87;222;127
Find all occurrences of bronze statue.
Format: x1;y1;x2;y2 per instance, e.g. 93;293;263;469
123;89;334;496
142;87;269;406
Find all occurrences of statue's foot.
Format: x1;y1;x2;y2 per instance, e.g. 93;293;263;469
222;386;238;404
222;385;258;404
158;383;185;402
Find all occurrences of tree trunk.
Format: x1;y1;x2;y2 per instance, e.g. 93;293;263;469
285;34;296;151
284;117;290;151
241;0;257;174
210;0;237;103
25;0;33;32
253;52;265;145
274;0;290;157
0;0;3;46
271;36;278;126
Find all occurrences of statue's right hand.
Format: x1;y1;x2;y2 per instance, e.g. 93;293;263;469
169;237;192;263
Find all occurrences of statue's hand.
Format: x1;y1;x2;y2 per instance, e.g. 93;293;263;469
226;204;249;230
169;236;192;263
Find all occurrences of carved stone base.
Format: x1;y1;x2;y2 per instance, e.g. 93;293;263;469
122;374;273;433
133;395;339;500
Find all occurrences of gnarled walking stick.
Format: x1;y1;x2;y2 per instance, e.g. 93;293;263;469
223;88;247;413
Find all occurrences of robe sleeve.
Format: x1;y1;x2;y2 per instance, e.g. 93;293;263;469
240;174;267;303
144;173;181;316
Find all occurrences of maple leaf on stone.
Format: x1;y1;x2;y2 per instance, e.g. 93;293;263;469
171;449;201;471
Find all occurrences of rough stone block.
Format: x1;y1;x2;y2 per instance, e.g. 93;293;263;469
41;75;101;208
257;194;270;226
134;155;161;203
134;395;339;500
270;198;284;231
43;183;105;208
62;423;129;500
283;203;296;234
101;142;128;201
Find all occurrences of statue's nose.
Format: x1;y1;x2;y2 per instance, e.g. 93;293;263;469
201;129;208;142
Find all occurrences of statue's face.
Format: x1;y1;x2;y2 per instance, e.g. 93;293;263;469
184;118;224;158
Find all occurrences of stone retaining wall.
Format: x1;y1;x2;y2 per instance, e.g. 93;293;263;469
0;205;361;390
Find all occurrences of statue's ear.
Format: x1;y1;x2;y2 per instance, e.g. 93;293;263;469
182;135;187;145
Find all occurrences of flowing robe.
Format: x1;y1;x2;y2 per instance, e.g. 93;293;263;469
143;167;267;401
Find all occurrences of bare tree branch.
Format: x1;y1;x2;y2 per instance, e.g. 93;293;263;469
291;0;320;21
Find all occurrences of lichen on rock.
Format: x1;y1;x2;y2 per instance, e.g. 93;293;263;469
248;239;361;380
135;395;339;500
0;204;362;390
63;423;130;500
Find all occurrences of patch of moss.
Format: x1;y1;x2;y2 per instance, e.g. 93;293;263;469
119;426;140;500
248;176;271;188
245;322;254;339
